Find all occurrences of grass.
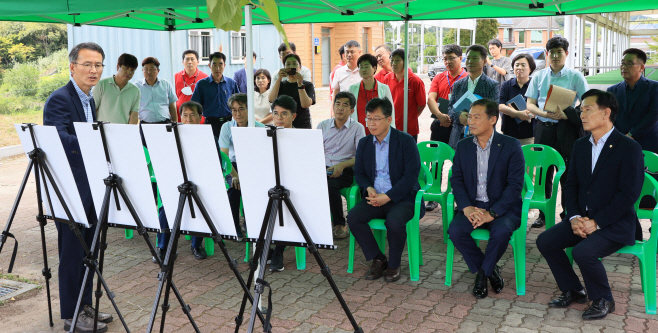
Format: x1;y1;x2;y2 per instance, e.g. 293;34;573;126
0;273;40;285
0;110;42;148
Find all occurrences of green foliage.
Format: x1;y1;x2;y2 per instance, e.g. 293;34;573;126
0;95;41;115
36;70;68;100
37;48;68;74
647;36;658;65
2;62;39;96
474;19;499;46
0;22;66;67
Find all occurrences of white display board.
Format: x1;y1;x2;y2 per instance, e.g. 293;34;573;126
14;124;90;227
141;124;237;237
75;123;161;230
233;127;333;247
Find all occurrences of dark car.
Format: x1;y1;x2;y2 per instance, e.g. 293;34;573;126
508;47;546;75
428;56;467;81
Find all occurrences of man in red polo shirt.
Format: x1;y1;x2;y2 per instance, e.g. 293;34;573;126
175;49;209;122
428;44;467;144
374;45;393;82
382;48;426;141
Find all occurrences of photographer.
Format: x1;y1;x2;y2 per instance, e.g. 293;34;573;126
269;53;316;128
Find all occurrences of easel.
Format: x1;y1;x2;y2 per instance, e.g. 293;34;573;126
234;126;363;333
145;122;271;333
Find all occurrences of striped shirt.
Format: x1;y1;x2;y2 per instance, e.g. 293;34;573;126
70;77;94;122
317;117;366;167
474;133;494;202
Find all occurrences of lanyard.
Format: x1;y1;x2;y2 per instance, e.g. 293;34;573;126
446;70;467;92
361;80;377;104
184;70;200;89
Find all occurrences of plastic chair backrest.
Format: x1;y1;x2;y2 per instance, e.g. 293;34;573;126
643;150;658;173
417;141;454;194
634;173;658;215
219;151;232;177
521;144;565;200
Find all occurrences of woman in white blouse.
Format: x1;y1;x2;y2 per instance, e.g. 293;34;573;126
254;69;272;125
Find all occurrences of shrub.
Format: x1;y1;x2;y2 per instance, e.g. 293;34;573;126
36;70;69;101
2;62;40;96
37;48;69;74
0;95;41;115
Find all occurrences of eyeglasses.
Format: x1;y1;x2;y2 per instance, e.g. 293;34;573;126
272;111;292;119
231;107;247;114
443;56;459;63
365;117;388;124
75;62;105;71
620;61;640;68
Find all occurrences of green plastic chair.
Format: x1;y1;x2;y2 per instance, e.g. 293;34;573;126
444;173;534;295
346;164;433;281
566;173;658;314
417;141;455;243
638;150;658;221
522;144;566;229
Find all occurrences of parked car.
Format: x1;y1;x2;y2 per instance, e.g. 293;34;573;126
428;56;467;81
509;47;546;75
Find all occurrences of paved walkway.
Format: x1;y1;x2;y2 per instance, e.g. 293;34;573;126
0;78;657;332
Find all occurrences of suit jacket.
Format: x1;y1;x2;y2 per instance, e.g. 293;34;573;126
564;128;644;245
450;131;525;220
43;81;97;222
448;74;500;148
354;127;421;206
608;76;658;154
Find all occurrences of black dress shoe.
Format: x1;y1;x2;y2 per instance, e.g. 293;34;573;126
365;258;388;280
531;216;545;228
191;246;207;260
548;289;588;308
152;248;164;263
488;265;504;294
582;298;615;320
472;270;488;299
384;267;401;282
425;201;438;212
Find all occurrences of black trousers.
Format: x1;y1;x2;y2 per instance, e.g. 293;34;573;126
448;201;520;276
534;122;567;218
227;162;243;237
536;220;625;301
327;167;354;226
347;199;415;269
204;116;231;139
430;120;452;145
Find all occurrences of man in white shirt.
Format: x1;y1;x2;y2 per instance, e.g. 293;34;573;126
332;40;363;100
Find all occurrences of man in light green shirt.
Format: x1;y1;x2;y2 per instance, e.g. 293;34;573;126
93;53;141;124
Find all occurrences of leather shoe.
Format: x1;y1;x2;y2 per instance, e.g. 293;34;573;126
531;216;545;228
83;304;113;323
191;246;207;260
425;201;438;212
365;258;388;280
582;298;615;320
384;267;401;282
548;289;588;308
472;270;488;299
488;265;504;294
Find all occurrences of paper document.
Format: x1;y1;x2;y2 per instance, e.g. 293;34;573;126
452;92;482;114
543;85;577;113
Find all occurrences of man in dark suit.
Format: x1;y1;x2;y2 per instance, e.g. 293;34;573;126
448;98;525;299
347;97;422;282
43;42;112;332
537;89;644;320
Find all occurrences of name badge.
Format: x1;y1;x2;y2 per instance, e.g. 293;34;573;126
448;93;451;100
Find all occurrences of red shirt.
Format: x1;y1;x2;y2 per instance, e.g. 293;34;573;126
174;69;209;121
373;68;390;82
382;68;426;136
429;68;467;100
357;81;379;135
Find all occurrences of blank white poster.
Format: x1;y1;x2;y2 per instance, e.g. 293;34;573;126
141;124;236;237
14;124;90;227
233;127;333;247
75;123;161;230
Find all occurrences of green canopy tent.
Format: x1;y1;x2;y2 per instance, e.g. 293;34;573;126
1;0;657;129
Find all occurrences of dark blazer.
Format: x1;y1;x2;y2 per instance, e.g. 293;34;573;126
450;131;525;220
564;128;644;246
43;81;97;222
448;73;500;148
607;76;658;154
354;127;421;205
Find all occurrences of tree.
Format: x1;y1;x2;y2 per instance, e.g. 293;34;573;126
474;19;499;46
647;36;658;65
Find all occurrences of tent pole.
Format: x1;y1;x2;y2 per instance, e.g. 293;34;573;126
246;4;255;127
169;30;175;87
403;3;409;134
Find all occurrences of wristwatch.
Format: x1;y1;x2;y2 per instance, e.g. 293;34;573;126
489;210;499;219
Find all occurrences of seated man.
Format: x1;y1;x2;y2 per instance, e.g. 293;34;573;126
269;95;298;272
317;91;366;239
537;89;644;320
448;98;525;299
347;97;422;282
153;101;208;261
218;93;266;238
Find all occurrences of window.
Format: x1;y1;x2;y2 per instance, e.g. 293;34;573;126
230;30;247;64
188;30;213;65
518;31;525;44
531;30;543;44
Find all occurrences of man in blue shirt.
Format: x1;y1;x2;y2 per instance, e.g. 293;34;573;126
191;52;239;139
233;52;257;94
347;97;421;282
